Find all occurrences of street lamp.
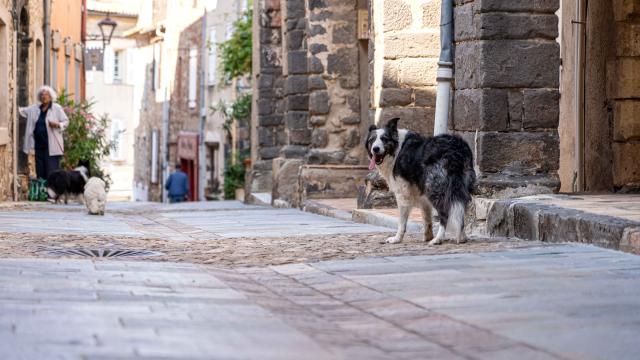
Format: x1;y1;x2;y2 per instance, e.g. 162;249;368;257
97;12;117;49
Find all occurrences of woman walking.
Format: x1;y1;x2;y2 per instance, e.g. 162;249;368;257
20;86;68;180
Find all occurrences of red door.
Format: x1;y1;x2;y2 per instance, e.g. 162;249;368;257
180;159;197;201
177;132;199;201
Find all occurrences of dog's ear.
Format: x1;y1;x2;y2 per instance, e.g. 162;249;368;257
368;124;377;132
386;118;399;133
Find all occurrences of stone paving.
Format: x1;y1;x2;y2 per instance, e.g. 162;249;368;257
0;201;639;359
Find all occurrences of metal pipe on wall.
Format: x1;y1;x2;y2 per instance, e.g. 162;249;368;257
434;0;454;136
43;0;50;84
573;0;586;192
12;26;18;201
198;8;207;201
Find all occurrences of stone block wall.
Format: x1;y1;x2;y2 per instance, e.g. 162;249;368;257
452;0;561;196
251;0;367;205
250;0;286;192
370;0;440;135
611;1;640;190
305;0;362;165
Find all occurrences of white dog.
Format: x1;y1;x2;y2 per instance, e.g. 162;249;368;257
84;177;107;215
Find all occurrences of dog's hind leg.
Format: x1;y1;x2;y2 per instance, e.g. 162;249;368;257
420;201;434;242
448;201;467;244
386;205;412;244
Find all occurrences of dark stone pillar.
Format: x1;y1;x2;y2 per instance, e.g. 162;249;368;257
249;0;285;193
281;0;311;158
453;0;561;197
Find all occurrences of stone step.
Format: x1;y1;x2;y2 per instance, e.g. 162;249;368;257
483;194;640;254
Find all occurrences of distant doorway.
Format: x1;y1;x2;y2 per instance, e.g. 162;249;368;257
16;4;30;175
179;158;197;201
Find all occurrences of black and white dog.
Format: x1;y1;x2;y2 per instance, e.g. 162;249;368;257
47;165;90;204
366;118;476;245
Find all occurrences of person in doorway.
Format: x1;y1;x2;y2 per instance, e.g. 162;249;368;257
165;163;189;203
20;85;69;180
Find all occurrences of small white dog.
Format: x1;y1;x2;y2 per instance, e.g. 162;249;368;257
84;177;107;215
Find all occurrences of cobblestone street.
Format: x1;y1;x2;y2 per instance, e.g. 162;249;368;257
0;201;639;359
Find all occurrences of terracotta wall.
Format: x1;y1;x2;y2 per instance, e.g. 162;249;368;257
50;0;84;100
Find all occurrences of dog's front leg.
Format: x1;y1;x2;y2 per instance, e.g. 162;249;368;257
387;205;411;244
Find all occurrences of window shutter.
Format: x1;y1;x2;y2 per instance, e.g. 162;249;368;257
208;28;216;85
103;46;114;84
126;49;135;85
188;49;197;108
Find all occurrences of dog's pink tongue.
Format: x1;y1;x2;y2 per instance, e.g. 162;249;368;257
368;157;376;170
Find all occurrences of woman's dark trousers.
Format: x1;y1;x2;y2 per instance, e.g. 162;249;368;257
35;148;61;180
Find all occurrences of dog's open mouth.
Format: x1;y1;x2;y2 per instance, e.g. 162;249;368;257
368;154;384;170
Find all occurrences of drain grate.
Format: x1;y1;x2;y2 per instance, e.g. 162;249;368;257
41;248;163;258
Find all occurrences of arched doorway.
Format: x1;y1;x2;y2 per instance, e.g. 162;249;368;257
16;2;31;174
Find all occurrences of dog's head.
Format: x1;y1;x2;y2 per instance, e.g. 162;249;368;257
365;118;399;170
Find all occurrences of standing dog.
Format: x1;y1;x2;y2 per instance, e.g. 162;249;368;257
46;165;89;204
84;177;107;215
365;118;476;245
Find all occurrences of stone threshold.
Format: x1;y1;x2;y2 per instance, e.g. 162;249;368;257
482;194;640;255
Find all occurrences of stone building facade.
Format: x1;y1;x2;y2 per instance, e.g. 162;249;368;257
251;0;375;206
250;0;640;204
0;0;45;200
250;0;560;205
451;0;561;196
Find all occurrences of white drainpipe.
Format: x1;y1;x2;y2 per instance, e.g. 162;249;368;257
434;0;454;136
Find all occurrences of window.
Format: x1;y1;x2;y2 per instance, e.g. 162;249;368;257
207;28;217;85
75;61;80;102
153;43;161;90
52;51;57;88
35;40;43;89
226;22;233;41
87;65;95;83
188;48;197;109
103;45;114;84
151;130;158;184
113;50;123;82
64;55;69;91
111;119;123;160
0;15;9;145
126;49;135;84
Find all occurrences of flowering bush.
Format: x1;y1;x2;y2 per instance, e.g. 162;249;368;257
57;91;116;184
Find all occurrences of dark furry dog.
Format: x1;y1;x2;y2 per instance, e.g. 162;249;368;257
47;165;90;204
365;118;476;245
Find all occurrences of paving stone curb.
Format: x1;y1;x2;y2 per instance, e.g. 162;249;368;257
486;198;640;254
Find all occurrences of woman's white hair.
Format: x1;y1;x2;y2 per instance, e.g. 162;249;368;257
36;85;58;104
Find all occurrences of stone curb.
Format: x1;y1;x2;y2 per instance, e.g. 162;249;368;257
486;198;640;254
301;201;426;233
301;200;353;222
351;209;425;233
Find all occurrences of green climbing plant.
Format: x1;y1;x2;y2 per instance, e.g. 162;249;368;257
218;8;252;83
214;5;253;200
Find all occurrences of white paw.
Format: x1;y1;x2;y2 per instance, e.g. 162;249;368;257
429;237;443;246
386;236;402;244
456;237;468;244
